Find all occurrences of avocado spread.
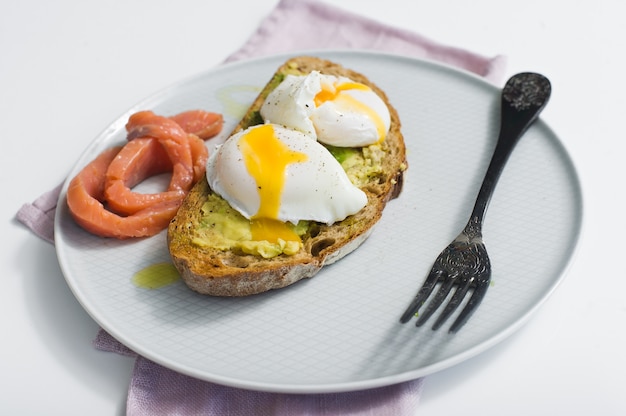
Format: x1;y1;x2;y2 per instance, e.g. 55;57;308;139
192;193;309;258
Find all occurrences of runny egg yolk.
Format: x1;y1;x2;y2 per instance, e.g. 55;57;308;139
314;81;387;142
239;124;308;244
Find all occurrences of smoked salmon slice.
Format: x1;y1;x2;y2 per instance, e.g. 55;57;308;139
169;110;223;140
104;137;184;215
126;111;195;192
188;133;209;182
66;146;181;239
67;108;223;239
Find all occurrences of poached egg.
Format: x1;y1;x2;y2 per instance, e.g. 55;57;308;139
206;123;368;244
259;71;391;147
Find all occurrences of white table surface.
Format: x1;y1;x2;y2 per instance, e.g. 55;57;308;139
2;1;624;415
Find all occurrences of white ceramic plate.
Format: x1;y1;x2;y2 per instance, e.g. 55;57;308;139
55;50;583;393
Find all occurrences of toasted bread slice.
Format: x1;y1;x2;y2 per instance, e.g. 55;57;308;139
167;56;407;296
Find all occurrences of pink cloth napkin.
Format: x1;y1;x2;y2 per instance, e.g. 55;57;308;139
225;0;506;83
16;0;506;414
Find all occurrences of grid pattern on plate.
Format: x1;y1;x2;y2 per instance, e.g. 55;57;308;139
55;52;583;393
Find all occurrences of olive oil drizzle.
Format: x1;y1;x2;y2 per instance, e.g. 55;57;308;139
132;262;180;289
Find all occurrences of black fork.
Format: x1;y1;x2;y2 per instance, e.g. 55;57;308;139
400;72;551;333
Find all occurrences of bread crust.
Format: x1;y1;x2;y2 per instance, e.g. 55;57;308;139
167;56;407;296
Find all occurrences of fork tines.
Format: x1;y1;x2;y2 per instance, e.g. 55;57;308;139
400;272;489;333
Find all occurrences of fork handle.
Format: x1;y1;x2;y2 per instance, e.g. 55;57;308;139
468;73;551;233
